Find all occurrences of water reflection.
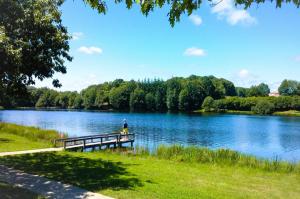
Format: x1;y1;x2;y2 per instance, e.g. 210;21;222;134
1;110;300;161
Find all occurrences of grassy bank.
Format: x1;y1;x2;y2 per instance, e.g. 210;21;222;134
195;109;300;117
0;123;63;152
1;146;299;199
273;110;300;116
138;145;300;173
194;109;256;115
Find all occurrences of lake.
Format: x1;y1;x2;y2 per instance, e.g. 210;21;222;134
1;110;300;162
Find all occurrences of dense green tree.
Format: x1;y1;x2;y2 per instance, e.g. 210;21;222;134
130;88;146;111
179;80;206;111
202;96;215;112
111;79;124;88
213;96;300;114
109;83;135;109
248;83;270;97
0;0;72;99
200;77;216;98
56;92;71;108
94;84;110;109
67;92;78;108
278;80;300;96
178;89;189;111
167;89;179;111
251;100;275;115
210;77;236;98
73;94;83;109
35;89;58;107
236;87;248;97
166;77;182;110
212;80;226;99
155;87;167;111
145;93;156;111
220;79;237;96
82;86;97;109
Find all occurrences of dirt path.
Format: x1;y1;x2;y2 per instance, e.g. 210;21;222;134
0;148;114;198
0;147;63;157
0;165;113;199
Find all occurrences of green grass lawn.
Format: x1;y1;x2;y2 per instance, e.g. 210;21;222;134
1;151;299;199
0;122;62;152
0;181;43;199
0;133;53;152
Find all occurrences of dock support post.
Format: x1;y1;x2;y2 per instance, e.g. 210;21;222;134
131;141;133;148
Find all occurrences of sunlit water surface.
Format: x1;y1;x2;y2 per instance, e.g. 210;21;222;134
1;110;300;162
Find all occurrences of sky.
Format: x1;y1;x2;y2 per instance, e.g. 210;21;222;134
36;0;300;92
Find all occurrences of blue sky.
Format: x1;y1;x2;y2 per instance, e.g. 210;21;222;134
36;0;300;92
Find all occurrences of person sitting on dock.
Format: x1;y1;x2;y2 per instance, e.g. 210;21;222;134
122;119;128;139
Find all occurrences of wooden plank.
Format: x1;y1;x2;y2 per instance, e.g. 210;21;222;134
58;133;135;150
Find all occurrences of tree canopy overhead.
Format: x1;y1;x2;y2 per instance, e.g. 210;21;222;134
84;0;300;27
0;0;72;97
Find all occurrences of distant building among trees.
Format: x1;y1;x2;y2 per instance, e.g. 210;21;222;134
269;92;280;97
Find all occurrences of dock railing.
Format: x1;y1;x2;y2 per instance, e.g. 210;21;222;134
54;133;135;150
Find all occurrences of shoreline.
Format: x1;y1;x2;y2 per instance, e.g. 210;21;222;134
1;107;300;117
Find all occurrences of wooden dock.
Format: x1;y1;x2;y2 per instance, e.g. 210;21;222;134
55;133;135;151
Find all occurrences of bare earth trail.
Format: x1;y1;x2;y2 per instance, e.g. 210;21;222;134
0;148;114;199
0;147;63;157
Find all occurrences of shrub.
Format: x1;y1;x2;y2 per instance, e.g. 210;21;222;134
251;100;275;115
202;96;215;112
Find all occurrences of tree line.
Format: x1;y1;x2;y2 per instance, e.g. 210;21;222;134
202;96;300;115
1;75;299;113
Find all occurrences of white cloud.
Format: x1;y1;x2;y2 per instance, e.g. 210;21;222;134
189;14;202;26
238;69;250;79
211;0;256;26
233;69;260;87
72;32;84;40
184;47;206;57
295;55;300;62
78;46;103;55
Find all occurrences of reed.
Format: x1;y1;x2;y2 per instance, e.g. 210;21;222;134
0;122;65;144
108;144;300;173
154;145;300;173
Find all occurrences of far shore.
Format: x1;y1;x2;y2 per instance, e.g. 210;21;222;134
1;107;300;117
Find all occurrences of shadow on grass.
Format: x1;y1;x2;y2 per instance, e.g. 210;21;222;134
0;181;41;199
0;138;12;143
0;152;143;192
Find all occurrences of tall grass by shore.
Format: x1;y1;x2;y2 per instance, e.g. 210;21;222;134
0;122;64;144
111;145;300;174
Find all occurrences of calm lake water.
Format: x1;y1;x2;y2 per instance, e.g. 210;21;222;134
1;110;300;162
